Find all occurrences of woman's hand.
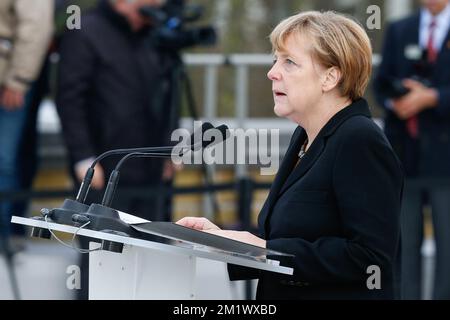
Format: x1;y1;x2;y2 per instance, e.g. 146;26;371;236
204;230;266;248
176;217;221;231
176;217;266;248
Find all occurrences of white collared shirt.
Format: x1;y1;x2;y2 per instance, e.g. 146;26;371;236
419;3;450;52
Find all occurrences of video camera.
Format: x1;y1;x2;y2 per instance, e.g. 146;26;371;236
139;0;217;51
377;48;434;99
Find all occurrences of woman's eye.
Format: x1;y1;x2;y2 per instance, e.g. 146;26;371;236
286;59;296;66
272;58;278;65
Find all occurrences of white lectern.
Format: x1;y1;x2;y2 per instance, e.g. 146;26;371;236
11;215;293;300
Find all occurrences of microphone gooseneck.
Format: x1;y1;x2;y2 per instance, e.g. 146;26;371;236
76;122;215;203
100;124;229;208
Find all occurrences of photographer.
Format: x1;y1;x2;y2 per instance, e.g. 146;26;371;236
56;0;178;299
373;0;450;299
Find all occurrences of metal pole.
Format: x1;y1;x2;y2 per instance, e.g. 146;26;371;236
235;65;249;179
202;65;219;221
237;178;255;300
0;237;21;300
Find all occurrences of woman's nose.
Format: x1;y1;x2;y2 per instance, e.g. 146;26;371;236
267;64;280;81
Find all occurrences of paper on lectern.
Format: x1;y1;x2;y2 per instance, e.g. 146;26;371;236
117;210;150;225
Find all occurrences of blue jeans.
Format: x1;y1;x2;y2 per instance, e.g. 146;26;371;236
0;92;31;239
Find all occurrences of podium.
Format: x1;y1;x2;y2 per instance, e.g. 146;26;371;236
11;213;293;300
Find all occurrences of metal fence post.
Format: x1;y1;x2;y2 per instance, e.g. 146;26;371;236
237;177;255;300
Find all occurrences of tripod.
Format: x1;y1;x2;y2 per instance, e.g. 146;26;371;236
167;52;221;219
0;235;21;300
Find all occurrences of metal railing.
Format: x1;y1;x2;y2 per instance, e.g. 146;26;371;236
38;52;383;166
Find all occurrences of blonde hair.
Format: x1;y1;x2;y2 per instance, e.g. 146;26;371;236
270;11;372;101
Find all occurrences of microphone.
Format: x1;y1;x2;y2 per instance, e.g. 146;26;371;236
76;122;215;204
210;124;230;145
37;123;229;245
101;124;230;207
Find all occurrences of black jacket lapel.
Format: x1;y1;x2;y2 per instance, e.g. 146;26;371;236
436;24;450;66
266;127;304;202
259;99;372;238
410;13;420;45
279;99;372;197
258;126;305;237
278;134;325;196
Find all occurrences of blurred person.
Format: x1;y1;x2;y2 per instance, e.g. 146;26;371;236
10;0;82;239
178;11;404;300
374;0;450;299
56;0;178;299
9;54;51;241
0;0;54;245
56;0;177;221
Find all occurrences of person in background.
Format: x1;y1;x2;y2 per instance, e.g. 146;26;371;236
373;0;450;300
178;11;404;300
10;0;83;242
56;0;178;299
0;0;54;246
56;0;177;220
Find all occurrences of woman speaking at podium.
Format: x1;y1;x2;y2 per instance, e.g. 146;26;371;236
177;11;404;300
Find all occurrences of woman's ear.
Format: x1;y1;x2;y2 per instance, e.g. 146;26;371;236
322;67;341;93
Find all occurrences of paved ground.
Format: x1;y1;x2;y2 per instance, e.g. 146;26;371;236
0;240;78;300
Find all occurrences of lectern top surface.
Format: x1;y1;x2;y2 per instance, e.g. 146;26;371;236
11;215;294;275
131;222;292;261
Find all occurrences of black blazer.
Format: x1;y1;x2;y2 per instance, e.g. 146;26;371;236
229;99;404;300
373;12;450;177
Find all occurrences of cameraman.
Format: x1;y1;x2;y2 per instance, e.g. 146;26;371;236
56;0;178;299
374;0;450;299
57;0;177;218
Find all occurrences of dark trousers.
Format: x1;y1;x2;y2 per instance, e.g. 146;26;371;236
401;185;450;299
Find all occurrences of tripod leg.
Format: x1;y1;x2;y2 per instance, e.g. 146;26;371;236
1;238;21;300
5;253;21;300
181;68;222;220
